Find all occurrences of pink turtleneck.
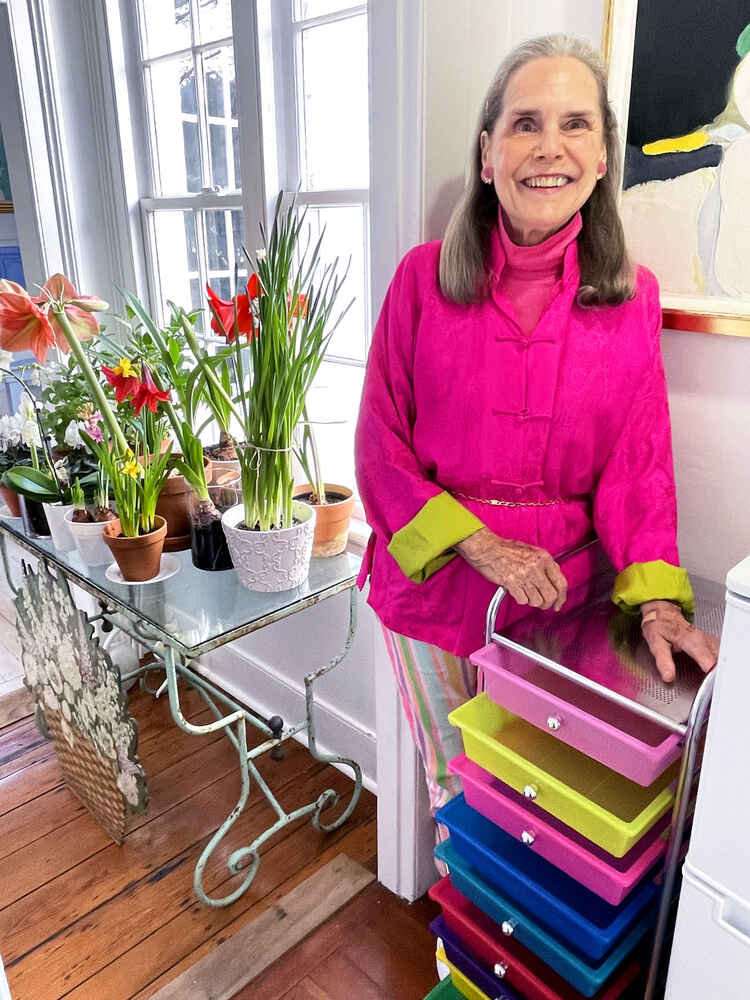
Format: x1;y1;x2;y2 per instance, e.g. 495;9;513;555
496;209;582;335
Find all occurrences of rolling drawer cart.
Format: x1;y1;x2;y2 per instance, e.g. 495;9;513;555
426;537;724;1000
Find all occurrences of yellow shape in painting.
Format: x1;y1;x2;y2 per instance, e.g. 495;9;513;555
643;130;711;155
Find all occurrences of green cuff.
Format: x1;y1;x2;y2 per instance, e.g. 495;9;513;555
612;560;695;618
387;492;484;583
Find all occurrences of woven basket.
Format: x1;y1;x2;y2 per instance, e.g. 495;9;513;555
45;709;129;844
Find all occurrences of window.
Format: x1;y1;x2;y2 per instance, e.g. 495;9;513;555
135;0;244;334
120;0;371;488
276;1;370;491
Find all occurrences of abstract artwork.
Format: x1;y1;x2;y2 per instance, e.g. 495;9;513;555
605;1;750;335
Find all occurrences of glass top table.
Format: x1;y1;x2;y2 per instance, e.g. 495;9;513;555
0;514;360;657
0;510;365;908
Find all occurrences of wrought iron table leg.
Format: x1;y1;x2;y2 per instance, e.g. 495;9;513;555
0;535;19;596
304;588;362;831
155;587;362;907
644;671;715;1000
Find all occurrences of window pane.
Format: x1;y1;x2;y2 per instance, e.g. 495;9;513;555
149;55;202;194
153;211;198;315
299;17;369;189
209;124;228;188
295;1;359;20
206;210;228;270
303;204;367;362
203;46;237;191
196;0;233;43
305;362;365;494
205;209;246;289
140;0;192;59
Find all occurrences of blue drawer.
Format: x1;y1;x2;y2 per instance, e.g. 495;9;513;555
435;840;652;998
436;795;658;962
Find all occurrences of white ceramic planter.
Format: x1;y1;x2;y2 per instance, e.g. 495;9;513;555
221;500;315;592
43;502;75;552
64;509;112;567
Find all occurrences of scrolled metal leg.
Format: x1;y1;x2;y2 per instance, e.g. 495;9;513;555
162;645;256;907
303;588;363;832
0;535;19;596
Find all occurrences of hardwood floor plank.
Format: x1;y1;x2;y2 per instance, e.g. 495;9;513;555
0;734;238;908
233;883;382;1000
306;950;385;1000
1;784;85;861
281;978;332;1000
148;855;374;1000
0;686;32;729
122;814;376;1000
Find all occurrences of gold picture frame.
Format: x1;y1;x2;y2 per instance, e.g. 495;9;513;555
602;0;750;338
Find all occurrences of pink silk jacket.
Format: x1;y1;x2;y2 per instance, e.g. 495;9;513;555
355;226;686;657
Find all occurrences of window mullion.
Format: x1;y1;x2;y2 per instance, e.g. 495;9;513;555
195;208;210;333
193;49;213;191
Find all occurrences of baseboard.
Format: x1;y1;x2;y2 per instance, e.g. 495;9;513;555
198;644;377;794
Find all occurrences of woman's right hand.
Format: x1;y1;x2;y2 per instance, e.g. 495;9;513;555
455;527;568;610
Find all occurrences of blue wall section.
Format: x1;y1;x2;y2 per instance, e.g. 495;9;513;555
0;245;24;285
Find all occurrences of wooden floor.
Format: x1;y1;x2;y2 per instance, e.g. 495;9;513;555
0;682;440;1000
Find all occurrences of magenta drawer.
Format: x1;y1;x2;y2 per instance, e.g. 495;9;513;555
472;642;681;786
449;753;670;905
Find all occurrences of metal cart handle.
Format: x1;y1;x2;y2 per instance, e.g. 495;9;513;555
483;535;601;645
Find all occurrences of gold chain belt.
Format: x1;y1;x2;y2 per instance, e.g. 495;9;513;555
453;492;576;508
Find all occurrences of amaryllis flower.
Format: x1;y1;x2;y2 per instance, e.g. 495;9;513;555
0;275;107;364
131;364;170;416
102;357;140;402
290;293;308;320
206;283;255;343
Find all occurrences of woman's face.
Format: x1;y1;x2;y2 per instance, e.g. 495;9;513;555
481;57;606;245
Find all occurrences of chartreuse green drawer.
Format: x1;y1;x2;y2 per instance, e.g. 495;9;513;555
448;694;677;857
424;977;464;999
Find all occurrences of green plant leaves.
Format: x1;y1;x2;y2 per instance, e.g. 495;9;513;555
2;465;61;503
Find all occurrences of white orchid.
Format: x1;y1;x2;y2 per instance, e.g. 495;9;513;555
63;420;84;450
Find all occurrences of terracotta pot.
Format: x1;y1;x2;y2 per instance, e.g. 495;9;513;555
155;457;212;552
292;484;354;557
102;515;167;582
0;485;21;517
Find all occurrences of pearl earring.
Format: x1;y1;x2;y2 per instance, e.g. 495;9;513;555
481;168;493;185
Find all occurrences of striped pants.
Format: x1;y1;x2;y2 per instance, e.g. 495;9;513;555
381;625;478;815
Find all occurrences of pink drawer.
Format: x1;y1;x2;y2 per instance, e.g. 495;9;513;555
472;642;681;785
449;753;670;905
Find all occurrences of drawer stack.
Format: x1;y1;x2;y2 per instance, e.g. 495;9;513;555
423;640;684;1000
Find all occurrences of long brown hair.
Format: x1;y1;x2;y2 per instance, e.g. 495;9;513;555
439;34;634;307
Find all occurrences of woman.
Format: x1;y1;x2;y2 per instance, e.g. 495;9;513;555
355;35;720;819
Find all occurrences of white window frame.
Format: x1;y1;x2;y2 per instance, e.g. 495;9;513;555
272;1;372;367
111;0;266;338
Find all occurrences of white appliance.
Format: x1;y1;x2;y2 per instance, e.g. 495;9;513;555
666;555;750;998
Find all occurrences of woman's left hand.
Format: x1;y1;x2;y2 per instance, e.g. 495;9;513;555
640;599;720;683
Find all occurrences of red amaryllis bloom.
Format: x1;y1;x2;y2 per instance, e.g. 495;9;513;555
205;283;254;344
102;357;140;403
247;272;261;299
131;365;171;416
0;274;108;363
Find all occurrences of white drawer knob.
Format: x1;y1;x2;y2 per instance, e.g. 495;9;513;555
501;919;516;936
521;829;535;846
523;784;537;800
546;715;562;731
494;961;508;978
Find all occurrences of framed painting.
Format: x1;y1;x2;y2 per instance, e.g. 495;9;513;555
603;0;750;336
0;128;11;214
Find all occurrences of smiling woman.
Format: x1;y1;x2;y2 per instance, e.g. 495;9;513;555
354;33;720;844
